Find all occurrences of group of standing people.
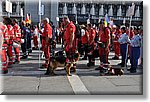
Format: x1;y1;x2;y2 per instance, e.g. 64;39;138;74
0;17;21;74
0;17;40;74
58;16;143;73
0;16;143;74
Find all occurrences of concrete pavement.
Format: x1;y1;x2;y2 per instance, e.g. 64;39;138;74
1;44;143;95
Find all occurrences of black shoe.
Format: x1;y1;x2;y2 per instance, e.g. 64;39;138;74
13;59;20;64
118;63;122;66
95;66;103;70
112;56;119;60
21;56;28;59
87;62;95;67
87;63;91;67
14;61;20;64
130;70;137;73
82;57;87;60
127;68;131;71
2;70;8;74
44;72;50;75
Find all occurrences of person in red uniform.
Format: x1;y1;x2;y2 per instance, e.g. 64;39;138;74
63;16;76;71
40;18;52;68
13;19;21;63
126;26;134;58
95;21;110;70
86;23;96;67
63;16;76;53
3;17;14;65
112;25;122;60
32;25;39;49
81;25;89;60
0;22;9;74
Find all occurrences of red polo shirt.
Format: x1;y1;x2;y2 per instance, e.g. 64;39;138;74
114;29;122;41
64;21;76;43
126;30;134;39
81;30;89;44
88;28;95;44
42;23;52;38
99;27;110;43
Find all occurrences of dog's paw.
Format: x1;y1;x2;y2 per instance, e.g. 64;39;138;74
51;72;57;76
67;74;72;76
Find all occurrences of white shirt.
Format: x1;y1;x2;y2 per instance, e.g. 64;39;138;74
81;29;85;37
33;28;38;36
130;34;141;47
118;33;130;44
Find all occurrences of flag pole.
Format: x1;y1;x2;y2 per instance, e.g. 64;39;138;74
38;0;41;69
125;15;132;70
124;3;135;70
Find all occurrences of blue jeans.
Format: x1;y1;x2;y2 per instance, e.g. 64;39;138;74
120;43;127;64
130;47;140;70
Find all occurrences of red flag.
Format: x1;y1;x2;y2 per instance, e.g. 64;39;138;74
26;14;31;24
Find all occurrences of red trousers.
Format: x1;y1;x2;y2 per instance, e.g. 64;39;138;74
7;45;14;64
33;36;38;47
113;42;120;57
42;39;50;66
98;46;109;63
128;45;131;56
1;49;8;72
14;47;20;62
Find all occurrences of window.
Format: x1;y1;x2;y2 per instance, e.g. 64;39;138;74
2;1;6;12
12;3;17;13
67;3;72;14
76;4;81;14
122;5;126;17
86;4;90;14
58;3;63;14
95;4;99;16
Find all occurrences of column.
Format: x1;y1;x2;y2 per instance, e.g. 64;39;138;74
63;3;67;14
16;1;20;16
0;0;2;16
99;5;104;16
51;0;59;27
72;4;77;14
81;4;86;14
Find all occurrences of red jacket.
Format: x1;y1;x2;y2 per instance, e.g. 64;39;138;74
113;29;122;42
99;27;110;43
88;28;95;45
0;25;9;47
13;23;21;42
64;21;76;43
126;30;134;39
42;23;52;38
7;25;14;45
81;30;89;44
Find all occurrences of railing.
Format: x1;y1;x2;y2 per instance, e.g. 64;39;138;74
58;14;142;21
1;12;22;17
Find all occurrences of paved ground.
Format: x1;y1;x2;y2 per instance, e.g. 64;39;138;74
0;44;143;95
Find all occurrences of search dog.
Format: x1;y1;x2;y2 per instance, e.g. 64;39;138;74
45;50;80;76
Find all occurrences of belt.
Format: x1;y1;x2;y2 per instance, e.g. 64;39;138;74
120;43;127;45
131;45;140;48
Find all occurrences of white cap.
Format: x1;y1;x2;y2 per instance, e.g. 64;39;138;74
113;25;116;28
44;17;49;23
